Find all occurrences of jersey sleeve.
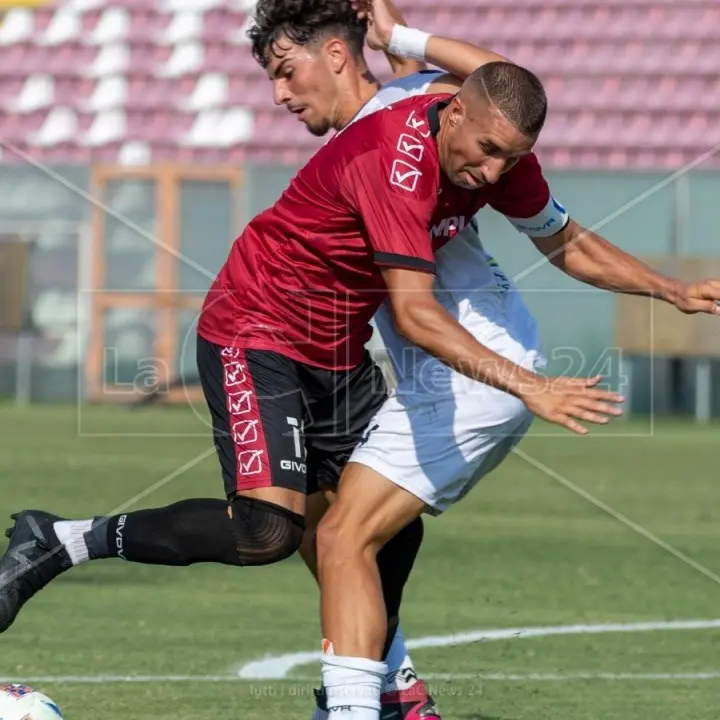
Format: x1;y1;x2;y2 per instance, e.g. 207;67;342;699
488;153;570;238
341;145;438;274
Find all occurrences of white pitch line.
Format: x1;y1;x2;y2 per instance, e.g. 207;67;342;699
411;672;720;682
236;619;720;679
4;672;720;685
0;676;236;684
6;620;720;687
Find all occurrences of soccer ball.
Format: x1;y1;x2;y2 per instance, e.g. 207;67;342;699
0;684;63;719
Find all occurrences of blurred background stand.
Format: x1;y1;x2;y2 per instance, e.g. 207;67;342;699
615;257;720;423
0;234;36;406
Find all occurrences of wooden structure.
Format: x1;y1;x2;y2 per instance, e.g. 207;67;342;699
85;165;243;403
0;235;31;333
614;256;720;420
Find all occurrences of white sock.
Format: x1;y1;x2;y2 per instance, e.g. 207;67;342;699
322;652;386;720
383;624;418;693
53;520;93;566
312;625;417;717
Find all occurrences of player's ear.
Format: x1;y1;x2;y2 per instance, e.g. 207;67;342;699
324;38;350;74
447;97;465;127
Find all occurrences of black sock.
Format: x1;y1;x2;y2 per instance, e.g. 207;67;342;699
377;517;424;658
84;499;236;565
83;497;304;567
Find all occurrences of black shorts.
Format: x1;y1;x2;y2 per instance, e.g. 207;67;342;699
197;335;387;498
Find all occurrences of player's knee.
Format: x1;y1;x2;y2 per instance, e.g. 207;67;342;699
315;519;344;574
229;496;305;566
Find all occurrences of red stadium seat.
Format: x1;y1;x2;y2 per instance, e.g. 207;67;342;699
0;0;717;167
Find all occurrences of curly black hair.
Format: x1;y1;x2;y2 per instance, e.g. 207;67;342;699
248;0;367;68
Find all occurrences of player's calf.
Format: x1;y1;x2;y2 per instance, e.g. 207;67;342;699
316;463;428;719
317;464;426;658
307;495;433;719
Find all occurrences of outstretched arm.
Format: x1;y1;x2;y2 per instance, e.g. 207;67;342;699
531;220;720;315
486;153;720;317
383;267;624;434
383;267;542;398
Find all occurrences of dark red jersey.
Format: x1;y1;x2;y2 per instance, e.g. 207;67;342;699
198;94;553;370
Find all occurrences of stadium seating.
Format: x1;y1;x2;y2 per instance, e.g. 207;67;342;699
0;0;718;168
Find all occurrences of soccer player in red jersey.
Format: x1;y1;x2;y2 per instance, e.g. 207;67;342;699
0;67;556;618
0;61;619;641
244;3;514;717
0;13;510;713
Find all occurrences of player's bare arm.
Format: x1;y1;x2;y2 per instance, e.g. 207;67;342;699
369;0;426;79
532;219;720;316
383;267;624;435
383;267;543;396
354;0;509;94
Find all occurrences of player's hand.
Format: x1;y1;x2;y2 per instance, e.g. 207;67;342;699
674;279;720;316
520;375;625;435
351;0;403;53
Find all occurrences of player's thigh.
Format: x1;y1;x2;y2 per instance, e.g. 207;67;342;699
196;337;308;514
317;461;428;563
302;351;387;494
349;391;532;515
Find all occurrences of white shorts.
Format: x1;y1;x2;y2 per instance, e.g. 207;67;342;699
349;385;533;515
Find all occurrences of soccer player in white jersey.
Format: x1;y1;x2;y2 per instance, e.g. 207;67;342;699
250;1;720;719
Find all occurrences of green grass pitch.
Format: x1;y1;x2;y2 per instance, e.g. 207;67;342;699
1;405;720;719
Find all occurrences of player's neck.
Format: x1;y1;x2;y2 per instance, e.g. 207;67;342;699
334;68;381;130
435;108;451;170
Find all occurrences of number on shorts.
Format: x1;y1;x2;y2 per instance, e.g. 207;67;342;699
286;417;306;459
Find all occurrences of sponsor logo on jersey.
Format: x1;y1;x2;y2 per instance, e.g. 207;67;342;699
405;110;431;138
431;215;467;239
390;159;422;192
396;133;425;162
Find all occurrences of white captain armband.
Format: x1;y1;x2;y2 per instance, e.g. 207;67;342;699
504;195;570;238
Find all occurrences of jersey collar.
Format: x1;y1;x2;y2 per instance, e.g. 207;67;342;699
427;96;454;137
